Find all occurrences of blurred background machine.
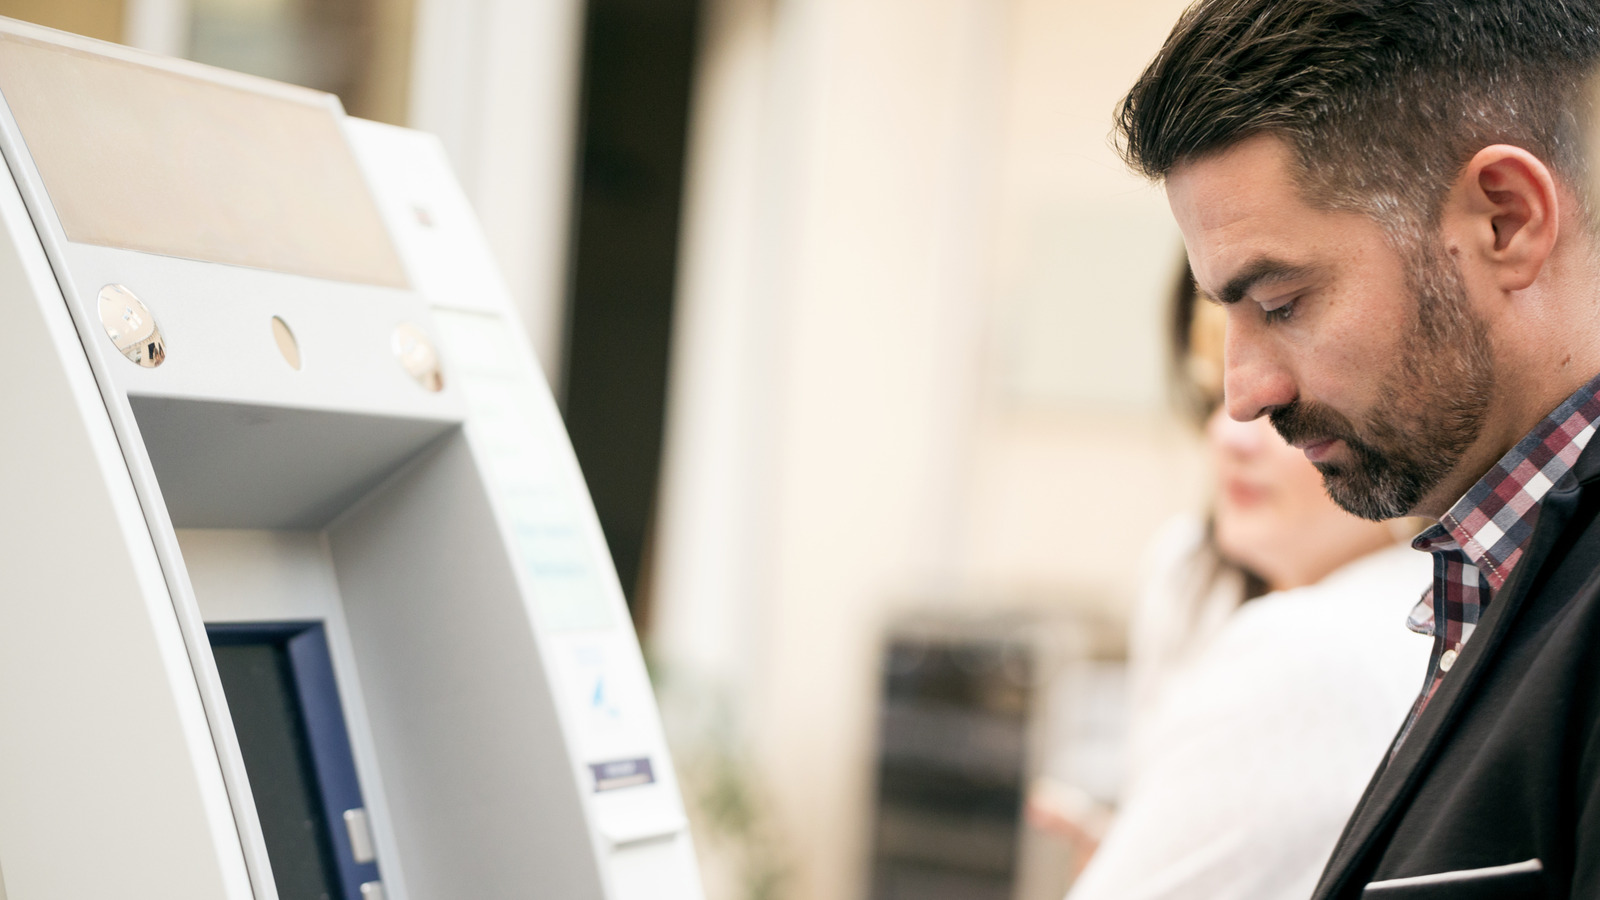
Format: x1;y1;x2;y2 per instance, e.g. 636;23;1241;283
869;627;1035;900
0;18;701;900
866;614;1126;900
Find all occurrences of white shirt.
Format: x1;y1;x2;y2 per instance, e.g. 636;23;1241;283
1067;518;1431;900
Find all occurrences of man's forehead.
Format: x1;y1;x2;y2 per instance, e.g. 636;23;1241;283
1168;135;1299;215
1166;135;1330;295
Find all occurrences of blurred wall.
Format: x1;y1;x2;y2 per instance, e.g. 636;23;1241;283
962;0;1206;620
0;0;121;40
652;0;1202;898
408;0;583;382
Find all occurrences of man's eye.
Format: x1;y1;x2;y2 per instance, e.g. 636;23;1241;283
1263;299;1296;323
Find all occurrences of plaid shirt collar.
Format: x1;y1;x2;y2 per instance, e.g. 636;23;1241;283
1408;372;1600;640
1395;372;1600;749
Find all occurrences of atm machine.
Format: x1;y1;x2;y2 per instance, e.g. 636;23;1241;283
0;19;702;900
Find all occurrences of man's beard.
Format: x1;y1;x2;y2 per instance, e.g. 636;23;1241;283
1268;241;1496;521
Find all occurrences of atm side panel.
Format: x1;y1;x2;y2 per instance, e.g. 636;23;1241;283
344;118;706;900
0;136;252;897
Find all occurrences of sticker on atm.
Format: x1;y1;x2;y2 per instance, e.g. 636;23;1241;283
589;757;656;792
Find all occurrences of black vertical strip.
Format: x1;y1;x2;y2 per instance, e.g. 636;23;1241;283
209;622;378;900
562;0;703;622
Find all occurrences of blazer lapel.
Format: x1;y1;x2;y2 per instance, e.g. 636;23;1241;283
1311;457;1594;899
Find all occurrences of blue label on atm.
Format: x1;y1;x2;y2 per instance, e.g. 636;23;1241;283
589;757;655;792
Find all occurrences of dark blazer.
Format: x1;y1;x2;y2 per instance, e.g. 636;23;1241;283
1311;439;1600;899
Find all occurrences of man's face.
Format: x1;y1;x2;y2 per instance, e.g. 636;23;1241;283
1166;134;1496;520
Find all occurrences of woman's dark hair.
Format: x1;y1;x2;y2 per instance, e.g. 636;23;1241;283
1165;255;1270;601
1165;258;1210;429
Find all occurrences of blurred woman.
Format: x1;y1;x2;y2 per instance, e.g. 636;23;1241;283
1052;267;1431;900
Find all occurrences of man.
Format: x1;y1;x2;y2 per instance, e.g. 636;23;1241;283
1118;1;1600;897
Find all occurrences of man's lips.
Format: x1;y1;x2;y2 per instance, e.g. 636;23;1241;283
1295;438;1339;463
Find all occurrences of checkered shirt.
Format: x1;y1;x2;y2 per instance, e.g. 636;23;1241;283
1393;372;1600;751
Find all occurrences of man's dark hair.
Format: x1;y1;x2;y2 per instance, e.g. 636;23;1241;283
1117;0;1600;238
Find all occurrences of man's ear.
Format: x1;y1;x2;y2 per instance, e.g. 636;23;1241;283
1443;145;1560;293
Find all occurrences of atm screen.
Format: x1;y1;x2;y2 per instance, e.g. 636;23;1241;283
209;623;379;900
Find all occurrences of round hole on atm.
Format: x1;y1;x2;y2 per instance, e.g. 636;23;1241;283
271;316;302;370
392;322;444;392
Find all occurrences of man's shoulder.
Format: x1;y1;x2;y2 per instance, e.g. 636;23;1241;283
1332;474;1600;899
1527;460;1600;608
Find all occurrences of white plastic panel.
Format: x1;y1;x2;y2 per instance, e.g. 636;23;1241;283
346;119;704;899
135;399;454;529
342;119;506;314
608;835;702;900
0;120;250;900
55;241;458;422
329;431;610;900
430;308;617;632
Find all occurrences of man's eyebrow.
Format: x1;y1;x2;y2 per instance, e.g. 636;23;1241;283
1204;259;1318;306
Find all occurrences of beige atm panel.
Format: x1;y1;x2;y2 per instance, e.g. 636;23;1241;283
0;19;702;900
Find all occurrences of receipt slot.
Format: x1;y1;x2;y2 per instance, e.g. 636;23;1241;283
0;19;702;900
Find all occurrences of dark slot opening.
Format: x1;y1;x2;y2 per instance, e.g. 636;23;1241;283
213;640;345;900
209;622;379;900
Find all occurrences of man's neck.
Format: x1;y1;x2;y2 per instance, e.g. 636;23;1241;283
1413;363;1600;519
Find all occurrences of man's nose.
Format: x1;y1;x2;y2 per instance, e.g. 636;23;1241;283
1223;323;1296;421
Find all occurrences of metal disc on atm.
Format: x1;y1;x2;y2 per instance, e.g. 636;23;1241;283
97;284;166;367
392;322;443;392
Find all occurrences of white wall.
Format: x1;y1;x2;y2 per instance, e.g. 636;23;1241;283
654;1;1203;899
753;2;1005;896
408;0;583;383
962;0;1205;618
656;2;1003;896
